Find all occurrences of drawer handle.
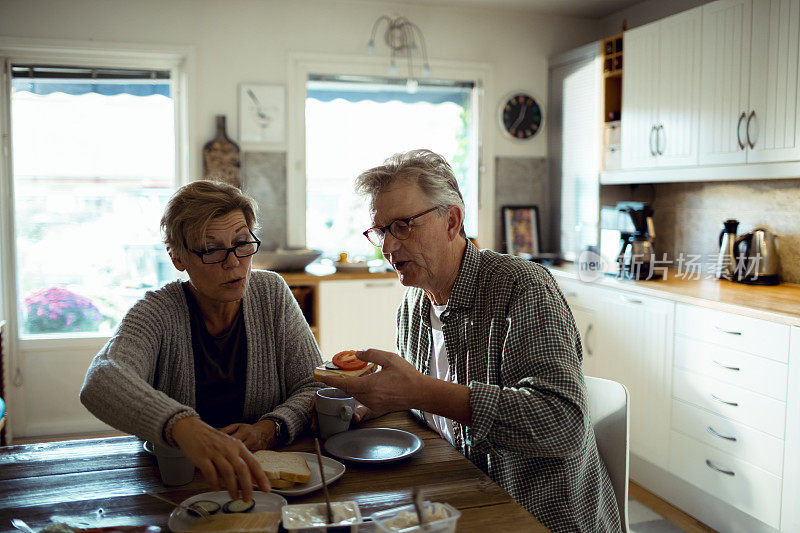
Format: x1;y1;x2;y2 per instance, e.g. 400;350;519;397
714;325;742;336
563;291;578;297
712;360;741;372
706;426;737;442
706;459;736;476
585;324;594;356
622;296;643;304
364;282;394;289
711;394;739;407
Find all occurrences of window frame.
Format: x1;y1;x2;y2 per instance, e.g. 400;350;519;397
0;39;193;440
287;52;495;251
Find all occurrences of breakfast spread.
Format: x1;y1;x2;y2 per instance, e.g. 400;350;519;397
253;450;312;490
314;350;377;381
281;501;362;530
371;502;460;533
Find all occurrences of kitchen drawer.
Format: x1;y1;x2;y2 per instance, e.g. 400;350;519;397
675;303;790;362
674;335;788;401
671;399;784;477
673;368;786;439
556;278;604;311
669;430;782;528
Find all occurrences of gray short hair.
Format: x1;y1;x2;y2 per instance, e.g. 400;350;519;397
160;180;260;260
354;149;466;238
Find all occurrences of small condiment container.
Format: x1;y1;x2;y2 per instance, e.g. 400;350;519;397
281;501;363;533
372;502;461;533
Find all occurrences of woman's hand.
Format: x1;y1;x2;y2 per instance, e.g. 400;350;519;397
219;420;278;451
171;416;271;501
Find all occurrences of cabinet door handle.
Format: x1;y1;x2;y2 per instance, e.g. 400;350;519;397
649;125;657;156
746;110;756;149
584;323;594;356
706;426;737;442
712;360;740;372
364;281;395;289
714;325;742;336
706;459;735;476
711;393;739;407
736;112;746;150
656;124;665;155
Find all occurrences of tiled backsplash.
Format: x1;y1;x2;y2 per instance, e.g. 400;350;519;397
601;179;800;284
494;156;550;252
242;151;287;251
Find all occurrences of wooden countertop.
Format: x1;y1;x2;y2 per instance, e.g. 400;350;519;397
547;263;800;327
0;411;547;532
253;261;398;285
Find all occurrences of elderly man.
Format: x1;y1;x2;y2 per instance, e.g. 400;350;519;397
319;149;620;532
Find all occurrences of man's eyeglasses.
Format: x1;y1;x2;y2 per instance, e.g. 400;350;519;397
363;206;440;247
190;230;261;264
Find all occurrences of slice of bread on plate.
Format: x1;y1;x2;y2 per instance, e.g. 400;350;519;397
253;450;312;484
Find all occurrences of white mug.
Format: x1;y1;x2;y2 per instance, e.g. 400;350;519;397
315;388;356;439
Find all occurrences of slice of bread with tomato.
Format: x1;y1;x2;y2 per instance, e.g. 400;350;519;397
314;350;377;381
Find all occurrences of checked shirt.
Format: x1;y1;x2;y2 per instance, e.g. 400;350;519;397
396;242;621;532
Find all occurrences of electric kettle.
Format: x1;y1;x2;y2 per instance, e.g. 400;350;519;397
716;220;780;285
735;228;780;285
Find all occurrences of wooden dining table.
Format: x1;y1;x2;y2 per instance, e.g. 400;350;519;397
0;411;548;532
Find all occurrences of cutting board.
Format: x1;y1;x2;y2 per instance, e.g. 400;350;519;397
202;115;241;188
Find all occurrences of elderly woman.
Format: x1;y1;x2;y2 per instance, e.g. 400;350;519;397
80;180;322;500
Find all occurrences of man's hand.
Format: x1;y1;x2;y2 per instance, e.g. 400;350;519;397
318;349;473;426
172;416;271;501
220;420;277;451
316;349;428;414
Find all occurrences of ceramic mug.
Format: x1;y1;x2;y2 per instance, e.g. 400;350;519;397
315;387;356;439
153;443;195;486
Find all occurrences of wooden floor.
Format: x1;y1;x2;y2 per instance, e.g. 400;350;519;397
10;433;715;532
630;481;717;532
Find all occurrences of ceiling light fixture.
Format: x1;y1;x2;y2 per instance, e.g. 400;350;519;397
366;15;430;93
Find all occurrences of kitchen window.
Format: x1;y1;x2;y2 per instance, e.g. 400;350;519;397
304;75;479;259
6;64;178;338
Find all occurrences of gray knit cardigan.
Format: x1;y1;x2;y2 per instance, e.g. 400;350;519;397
80;270;323;447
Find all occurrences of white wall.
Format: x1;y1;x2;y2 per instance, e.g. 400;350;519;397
0;0;601;175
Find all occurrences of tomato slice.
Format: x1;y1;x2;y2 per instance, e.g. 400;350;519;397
332;350;367;371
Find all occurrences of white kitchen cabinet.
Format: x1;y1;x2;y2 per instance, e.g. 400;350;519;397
557;278;675;468
593;291;675;469
700;0;800;165
621;8;702;170
748;0;800;163
781;326;800;531
699;0;752;165
621;22;660;169
557;278;604;377
317;278;406;356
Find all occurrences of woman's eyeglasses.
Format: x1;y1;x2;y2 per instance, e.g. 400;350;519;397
190;230;261;264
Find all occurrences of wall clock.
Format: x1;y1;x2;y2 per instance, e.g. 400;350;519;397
499;92;543;140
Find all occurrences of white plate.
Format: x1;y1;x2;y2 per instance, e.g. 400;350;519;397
334;261;371;272
168;491;287;533
269;452;346;496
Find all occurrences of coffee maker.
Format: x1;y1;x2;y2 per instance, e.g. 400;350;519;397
615;202;660;280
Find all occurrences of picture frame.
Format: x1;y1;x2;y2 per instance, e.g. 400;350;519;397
238;84;285;147
502;205;541;258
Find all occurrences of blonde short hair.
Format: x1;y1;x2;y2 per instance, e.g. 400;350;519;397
160;180;260;260
354;149;467;238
